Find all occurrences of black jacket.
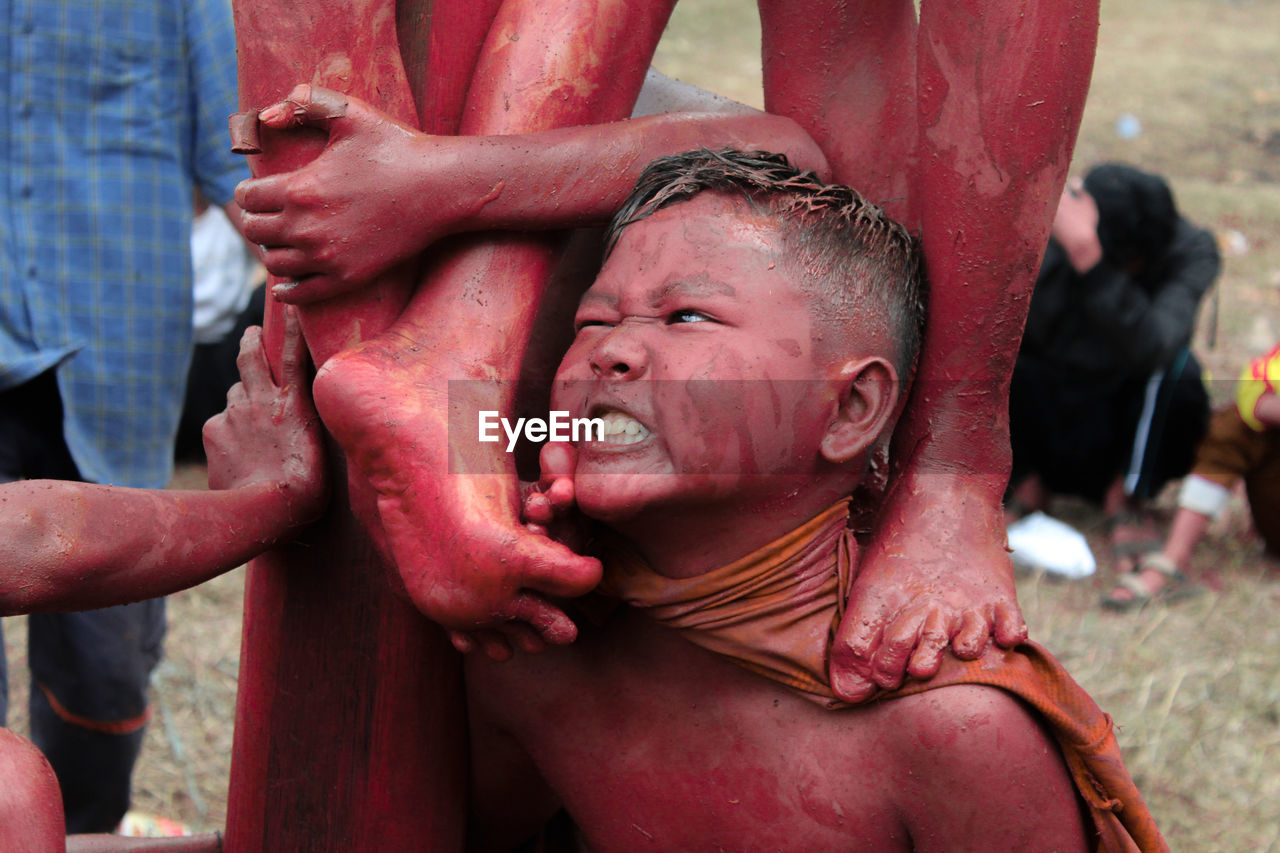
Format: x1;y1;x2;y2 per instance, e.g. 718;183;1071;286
1020;219;1220;380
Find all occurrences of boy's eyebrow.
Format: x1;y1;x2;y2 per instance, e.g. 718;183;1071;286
648;275;737;307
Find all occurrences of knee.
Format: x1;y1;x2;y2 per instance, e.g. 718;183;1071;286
0;729;65;851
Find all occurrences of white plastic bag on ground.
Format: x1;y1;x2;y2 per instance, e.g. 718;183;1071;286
1006;511;1097;579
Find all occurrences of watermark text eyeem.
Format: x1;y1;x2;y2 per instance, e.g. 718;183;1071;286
478;411;604;452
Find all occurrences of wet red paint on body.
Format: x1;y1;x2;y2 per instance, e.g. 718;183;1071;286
222;0;1097;846
0;1;1107;846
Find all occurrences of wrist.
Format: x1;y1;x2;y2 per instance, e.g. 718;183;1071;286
435;135;517;234
216;480;301;541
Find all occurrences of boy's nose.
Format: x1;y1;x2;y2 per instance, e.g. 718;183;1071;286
589;325;648;379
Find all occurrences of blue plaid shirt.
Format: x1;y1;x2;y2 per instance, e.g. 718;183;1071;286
1;0;247;488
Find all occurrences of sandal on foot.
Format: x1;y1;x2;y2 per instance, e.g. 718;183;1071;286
1107;509;1163;570
1101;554;1204;612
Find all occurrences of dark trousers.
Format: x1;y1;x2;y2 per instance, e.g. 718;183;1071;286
0;371;166;833
1010;350;1210;504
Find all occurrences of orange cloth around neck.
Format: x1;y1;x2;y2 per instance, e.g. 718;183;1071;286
597;500;856;709
597;502;1168;852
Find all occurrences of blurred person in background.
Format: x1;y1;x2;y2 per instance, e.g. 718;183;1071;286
1103;342;1280;609
0;0;249;832
1008;163;1218;577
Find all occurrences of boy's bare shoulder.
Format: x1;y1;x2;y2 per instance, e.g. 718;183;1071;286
878;683;1090;852
883;682;1049;755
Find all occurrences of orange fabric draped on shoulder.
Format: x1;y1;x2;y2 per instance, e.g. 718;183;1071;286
598;503;1168;853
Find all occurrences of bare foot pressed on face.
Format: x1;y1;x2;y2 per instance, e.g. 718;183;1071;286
312;331;602;656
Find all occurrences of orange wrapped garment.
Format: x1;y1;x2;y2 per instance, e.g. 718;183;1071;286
598;501;1168;853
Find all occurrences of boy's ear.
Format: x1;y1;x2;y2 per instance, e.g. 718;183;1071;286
821;356;899;465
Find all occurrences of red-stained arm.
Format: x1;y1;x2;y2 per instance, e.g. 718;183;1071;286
236;77;827;304
0;480;309;616
0;312;326;616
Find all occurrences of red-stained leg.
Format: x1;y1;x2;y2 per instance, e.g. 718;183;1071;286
811;0;1099;700
224;1;500;849
311;0;678;644
759;0;919;221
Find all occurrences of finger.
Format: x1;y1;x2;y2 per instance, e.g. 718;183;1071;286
832;599;892;670
906;609;952;681
502;592;579;646
234;174;290;214
237;210;291;247
258;83;349;131
257;246;324;281
201;413;226;457
224;381;249;412
279;306;309;391
992;601;1029;648
952;610;992;660
234;326;272;397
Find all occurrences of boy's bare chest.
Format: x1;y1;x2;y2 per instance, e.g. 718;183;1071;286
469;609;916;851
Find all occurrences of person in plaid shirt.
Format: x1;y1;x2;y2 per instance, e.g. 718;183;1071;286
0;0;248;831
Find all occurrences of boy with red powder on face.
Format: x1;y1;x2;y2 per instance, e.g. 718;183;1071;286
0;312;326;851
235;0;1099;695
461;150;1166;852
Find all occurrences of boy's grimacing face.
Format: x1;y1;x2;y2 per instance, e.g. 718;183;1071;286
551;193;871;526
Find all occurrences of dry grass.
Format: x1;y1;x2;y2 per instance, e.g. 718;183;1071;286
3;0;1277;849
1022;496;1280;852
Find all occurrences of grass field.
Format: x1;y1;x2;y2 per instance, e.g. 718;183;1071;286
5;1;1278;849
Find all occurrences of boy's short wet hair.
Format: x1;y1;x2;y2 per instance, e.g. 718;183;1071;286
605;148;925;377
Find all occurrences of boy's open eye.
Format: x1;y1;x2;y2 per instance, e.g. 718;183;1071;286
667;309;713;325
